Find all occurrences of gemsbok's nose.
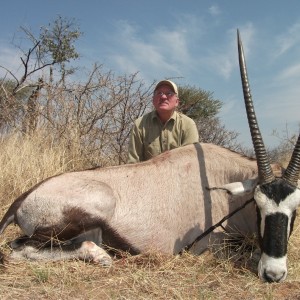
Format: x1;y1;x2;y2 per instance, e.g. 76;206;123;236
263;270;287;283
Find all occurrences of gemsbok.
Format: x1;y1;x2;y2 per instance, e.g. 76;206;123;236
0;30;299;283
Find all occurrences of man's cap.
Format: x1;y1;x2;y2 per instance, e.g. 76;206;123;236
154;80;178;95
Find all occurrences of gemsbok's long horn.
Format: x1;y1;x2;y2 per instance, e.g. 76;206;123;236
283;133;300;186
237;29;275;184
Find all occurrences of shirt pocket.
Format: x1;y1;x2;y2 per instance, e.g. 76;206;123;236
145;138;161;159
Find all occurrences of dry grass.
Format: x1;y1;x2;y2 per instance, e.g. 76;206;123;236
0;132;88;208
1;226;300;299
0;133;300;299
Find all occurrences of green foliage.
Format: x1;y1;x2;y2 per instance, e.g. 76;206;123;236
178;85;222;120
39;15;82;64
31;266;50;283
176;84;240;150
0;79;32;102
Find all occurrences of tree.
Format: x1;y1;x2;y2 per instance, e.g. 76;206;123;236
177;84;240;150
178;85;222;120
0;15;153;166
268;126;300;165
0;16;81;134
107;73;154;164
0;79;32;131
39;16;81;64
40;66;153;166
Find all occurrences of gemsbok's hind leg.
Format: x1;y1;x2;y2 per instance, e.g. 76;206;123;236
10;242;112;266
10;239;113;266
9;228;113;266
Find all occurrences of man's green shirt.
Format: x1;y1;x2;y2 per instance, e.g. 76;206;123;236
127;111;199;163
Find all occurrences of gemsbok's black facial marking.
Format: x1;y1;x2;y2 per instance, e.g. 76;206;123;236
262;213;288;258
259;179;296;205
290;210;297;237
256;206;263;247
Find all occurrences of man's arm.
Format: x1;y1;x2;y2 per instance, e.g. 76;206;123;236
127;124;144;164
182;119;199;145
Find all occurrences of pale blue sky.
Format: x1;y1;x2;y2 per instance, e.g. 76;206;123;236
0;0;299;148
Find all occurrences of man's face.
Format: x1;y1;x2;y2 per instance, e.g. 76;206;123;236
152;84;179;113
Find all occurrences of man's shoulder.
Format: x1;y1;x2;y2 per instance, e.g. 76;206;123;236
134;111;156;125
176;112;196;124
135;111;155;123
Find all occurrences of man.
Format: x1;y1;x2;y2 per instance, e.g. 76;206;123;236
127;80;199;163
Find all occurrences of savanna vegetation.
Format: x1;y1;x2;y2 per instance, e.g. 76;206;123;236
0;16;299;299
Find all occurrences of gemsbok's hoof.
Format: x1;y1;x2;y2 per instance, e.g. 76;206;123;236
79;241;113;267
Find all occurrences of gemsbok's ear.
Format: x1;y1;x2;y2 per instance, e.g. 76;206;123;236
207;178;258;195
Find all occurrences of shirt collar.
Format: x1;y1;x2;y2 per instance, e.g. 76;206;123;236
151;110;178;121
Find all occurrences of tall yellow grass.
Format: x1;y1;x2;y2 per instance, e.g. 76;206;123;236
0;131;89;207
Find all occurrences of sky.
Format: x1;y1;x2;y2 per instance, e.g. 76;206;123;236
0;0;299;148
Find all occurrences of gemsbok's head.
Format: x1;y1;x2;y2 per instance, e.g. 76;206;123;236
238;29;300;282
